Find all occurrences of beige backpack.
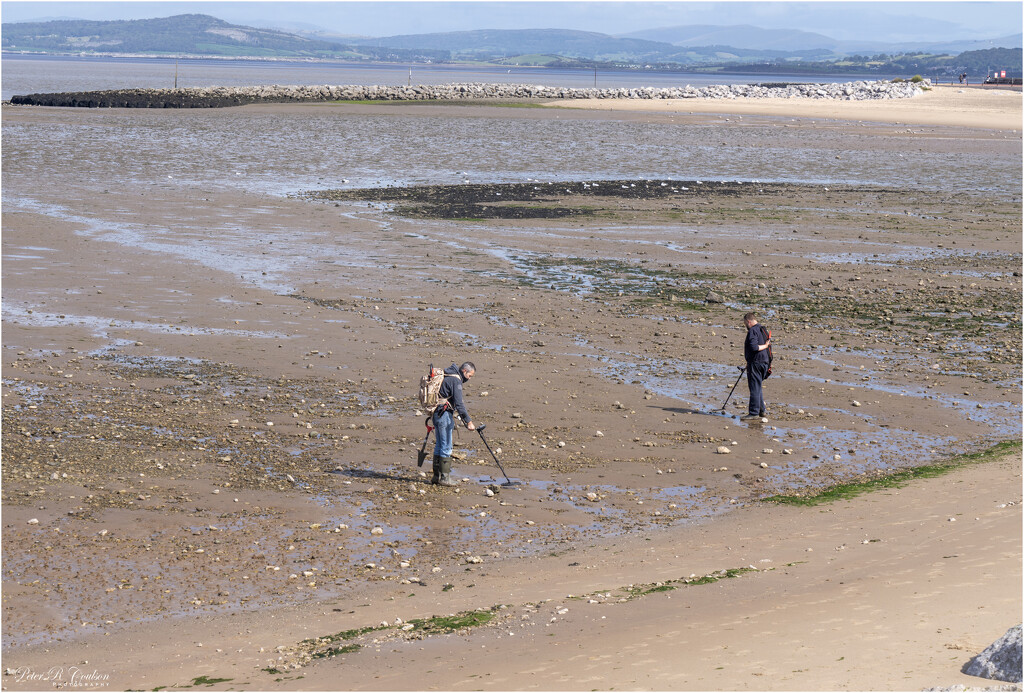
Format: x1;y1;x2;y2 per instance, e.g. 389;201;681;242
418;365;459;409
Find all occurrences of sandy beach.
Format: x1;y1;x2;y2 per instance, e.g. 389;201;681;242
550;83;1023;130
2;85;1021;691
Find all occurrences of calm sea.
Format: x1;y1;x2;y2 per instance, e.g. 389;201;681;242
1;54;893;101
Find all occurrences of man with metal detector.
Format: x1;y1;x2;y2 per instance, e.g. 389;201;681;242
431;362;476;486
742;312;772;421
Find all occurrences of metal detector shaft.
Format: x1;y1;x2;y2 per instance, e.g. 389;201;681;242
720;365;747;410
475;424;513;485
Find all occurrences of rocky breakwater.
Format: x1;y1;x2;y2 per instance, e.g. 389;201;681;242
8;79;925;109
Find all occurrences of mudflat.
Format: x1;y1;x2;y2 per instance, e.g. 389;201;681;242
2;88;1021;691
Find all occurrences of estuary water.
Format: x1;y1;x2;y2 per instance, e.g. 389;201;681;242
1;54;895;101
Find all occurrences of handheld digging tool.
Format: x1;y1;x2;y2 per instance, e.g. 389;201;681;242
475;423;519;487
416;417;433;467
720;365;747;411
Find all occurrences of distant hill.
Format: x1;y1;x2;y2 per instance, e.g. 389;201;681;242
345;28;684;61
620;24;1022;55
341;27;846;64
2;14;1018;78
2;14;347;56
909;34;1022;55
954;47;1023;76
0;13;446;61
245;19;372;43
620;24;847;52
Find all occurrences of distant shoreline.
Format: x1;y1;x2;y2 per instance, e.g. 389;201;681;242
0;51;908;82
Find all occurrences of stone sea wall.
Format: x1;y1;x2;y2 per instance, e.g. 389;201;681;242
8;79;925;108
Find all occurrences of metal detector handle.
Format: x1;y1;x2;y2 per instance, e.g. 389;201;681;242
720;365;748;411
476;423;513;485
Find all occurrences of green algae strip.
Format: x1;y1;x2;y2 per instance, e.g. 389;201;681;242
407;609;495;632
763;439;1021;507
309;643;361;660
300;624;382;646
286;608;499;668
625;566;758;597
300;608;497;651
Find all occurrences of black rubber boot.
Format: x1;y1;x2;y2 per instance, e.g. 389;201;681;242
438;456;456;487
431;455;442;485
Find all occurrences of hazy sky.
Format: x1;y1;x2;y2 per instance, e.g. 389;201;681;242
2;1;1021;41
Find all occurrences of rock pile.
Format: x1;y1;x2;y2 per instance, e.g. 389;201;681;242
963;624;1023;683
8;79;925;108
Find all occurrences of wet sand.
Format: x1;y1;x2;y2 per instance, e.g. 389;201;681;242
2;91;1021;691
4;450;1019;691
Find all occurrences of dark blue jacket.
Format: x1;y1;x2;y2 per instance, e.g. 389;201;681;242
435;364;471;423
745;324;770;365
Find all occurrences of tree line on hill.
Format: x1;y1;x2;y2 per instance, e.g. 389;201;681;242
521;47;1021;82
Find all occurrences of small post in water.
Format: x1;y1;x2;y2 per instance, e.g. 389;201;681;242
174;59;178;89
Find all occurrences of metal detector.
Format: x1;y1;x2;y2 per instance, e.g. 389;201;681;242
475;423;520;487
720;365;746;411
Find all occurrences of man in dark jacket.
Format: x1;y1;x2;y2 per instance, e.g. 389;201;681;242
431;362;476;486
742;313;771;421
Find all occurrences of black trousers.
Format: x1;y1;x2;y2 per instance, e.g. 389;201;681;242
746;361;769;415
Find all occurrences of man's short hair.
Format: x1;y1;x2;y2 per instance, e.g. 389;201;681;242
460;362;476;374
743;312;756;322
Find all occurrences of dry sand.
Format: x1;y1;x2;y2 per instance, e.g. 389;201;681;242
2;90;1021;691
549;84;1023;130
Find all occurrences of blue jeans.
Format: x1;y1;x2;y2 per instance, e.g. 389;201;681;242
433;409;454;457
746;361;769;415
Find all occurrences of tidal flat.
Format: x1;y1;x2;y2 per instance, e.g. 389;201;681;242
2;96;1021;690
